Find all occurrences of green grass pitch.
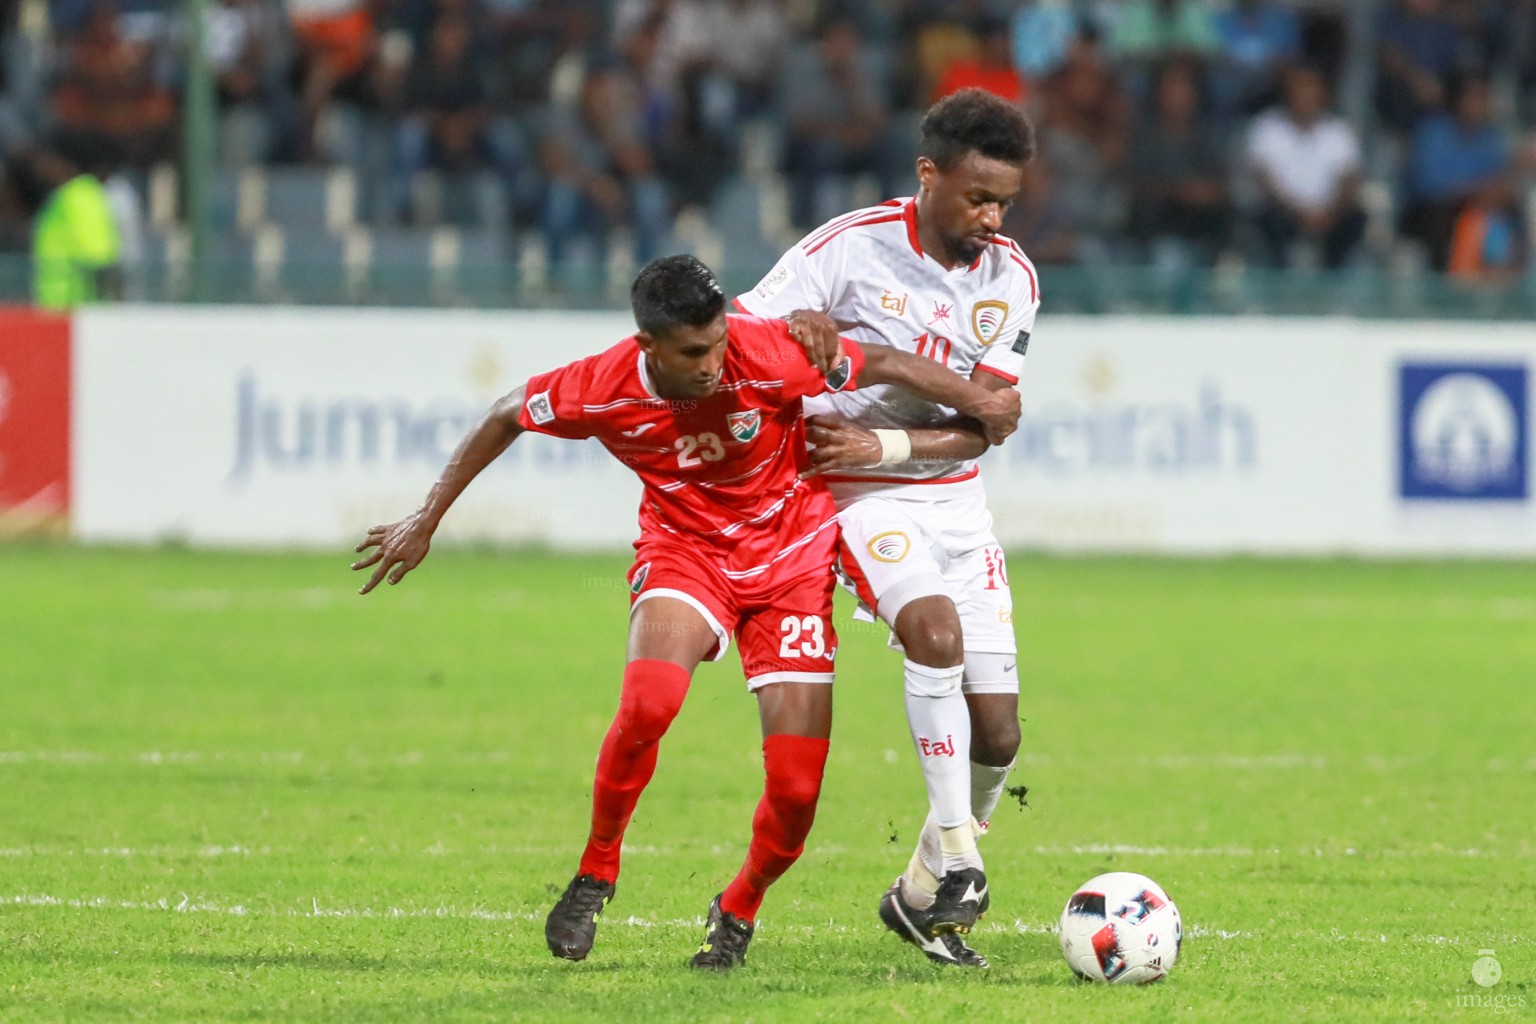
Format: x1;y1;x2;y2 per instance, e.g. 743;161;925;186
1;545;1532;1022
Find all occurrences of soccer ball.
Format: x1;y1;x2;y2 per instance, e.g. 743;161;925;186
1059;872;1182;984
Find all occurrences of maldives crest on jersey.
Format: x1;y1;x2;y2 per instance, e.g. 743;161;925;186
972;300;1009;343
727;409;762;442
629;561;651;595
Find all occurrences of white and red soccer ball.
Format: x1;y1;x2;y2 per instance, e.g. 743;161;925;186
1059;872;1182;984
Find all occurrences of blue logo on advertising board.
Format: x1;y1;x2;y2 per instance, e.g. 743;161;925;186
1399;363;1528;501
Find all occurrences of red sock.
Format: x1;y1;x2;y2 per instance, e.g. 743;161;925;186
719;733;830;922
576;659;691;883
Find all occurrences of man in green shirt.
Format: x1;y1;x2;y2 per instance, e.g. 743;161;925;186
31;147;122;310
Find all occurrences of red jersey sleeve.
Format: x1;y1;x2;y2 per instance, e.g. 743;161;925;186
516;353;605;440
733;315;865;403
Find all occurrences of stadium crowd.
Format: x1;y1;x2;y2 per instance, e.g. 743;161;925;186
5;0;1536;300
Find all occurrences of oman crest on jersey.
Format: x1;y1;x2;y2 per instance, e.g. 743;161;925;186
727;409;762;442
972;300;1009;343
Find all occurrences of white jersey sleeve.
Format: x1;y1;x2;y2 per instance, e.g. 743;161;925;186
974;256;1040;386
735;202;912;321
736;235;843;319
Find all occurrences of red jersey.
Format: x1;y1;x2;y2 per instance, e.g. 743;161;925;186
517;314;866;579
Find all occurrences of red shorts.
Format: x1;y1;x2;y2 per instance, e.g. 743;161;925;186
627;521;840;690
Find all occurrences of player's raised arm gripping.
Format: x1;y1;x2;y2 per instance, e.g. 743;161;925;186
804;369;1014;477
779;309;844;376
351;385;528;595
853;343;1020;445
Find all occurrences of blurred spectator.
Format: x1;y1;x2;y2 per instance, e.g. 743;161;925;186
624;17;741;211
1507;0;1536;123
1374;0;1468;134
1109;0;1219;65
1002;160;1079;265
397;14;490;172
287;0;386;161
780;19;902;229
30;139;122;309
50;1;178;168
1401;74;1511;270
612;12;675;147
536;60;670;273
0;2;16;95
392;0;493;60
1246;65;1366;268
1292;3;1350;90
1038;23;1130;259
910;16;976;108
1211;0;1300;117
48;0;168;36
493;1;591;112
0;152;48;255
1446;0;1504;81
206;0;285;107
932;16;1027;105
202;0;292;164
613;0;703;84
1446;195;1527;283
1127;60;1232;266
706;0;791;117
1010;1;1079;82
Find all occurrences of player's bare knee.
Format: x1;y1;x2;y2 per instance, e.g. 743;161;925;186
971;720;1020;766
908;629;963;667
894;600;964;668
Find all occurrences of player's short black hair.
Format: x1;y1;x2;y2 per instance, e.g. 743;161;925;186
919;88;1036;171
631;254;726;338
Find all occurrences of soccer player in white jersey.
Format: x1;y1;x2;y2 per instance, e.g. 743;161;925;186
735;89;1037;968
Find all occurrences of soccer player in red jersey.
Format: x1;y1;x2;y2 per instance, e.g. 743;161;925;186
353;255;1019;970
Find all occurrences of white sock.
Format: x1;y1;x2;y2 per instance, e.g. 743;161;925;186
902;813;985;908
939;821;982;875
902;659;971;829
902;824;941;909
971;759;1013;829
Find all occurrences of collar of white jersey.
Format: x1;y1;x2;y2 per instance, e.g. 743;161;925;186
902;197;988;274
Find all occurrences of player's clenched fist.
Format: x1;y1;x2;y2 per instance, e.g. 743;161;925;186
975;388;1020;444
781;309;844;375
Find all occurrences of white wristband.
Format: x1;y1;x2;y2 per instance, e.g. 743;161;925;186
873;428;912;466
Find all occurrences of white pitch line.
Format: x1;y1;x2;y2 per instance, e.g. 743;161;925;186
0;845;268;859
148;588;342;612
1034;844;1261;858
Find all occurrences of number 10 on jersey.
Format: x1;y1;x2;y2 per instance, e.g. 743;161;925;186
914;332;952;366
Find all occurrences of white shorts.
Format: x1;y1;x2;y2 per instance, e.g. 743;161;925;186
833;479;1018;694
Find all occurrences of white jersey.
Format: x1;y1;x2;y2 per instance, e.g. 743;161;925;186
736;197;1039;485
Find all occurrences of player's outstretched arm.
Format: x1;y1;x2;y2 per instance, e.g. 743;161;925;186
856;345;1020;444
352;385;528;595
